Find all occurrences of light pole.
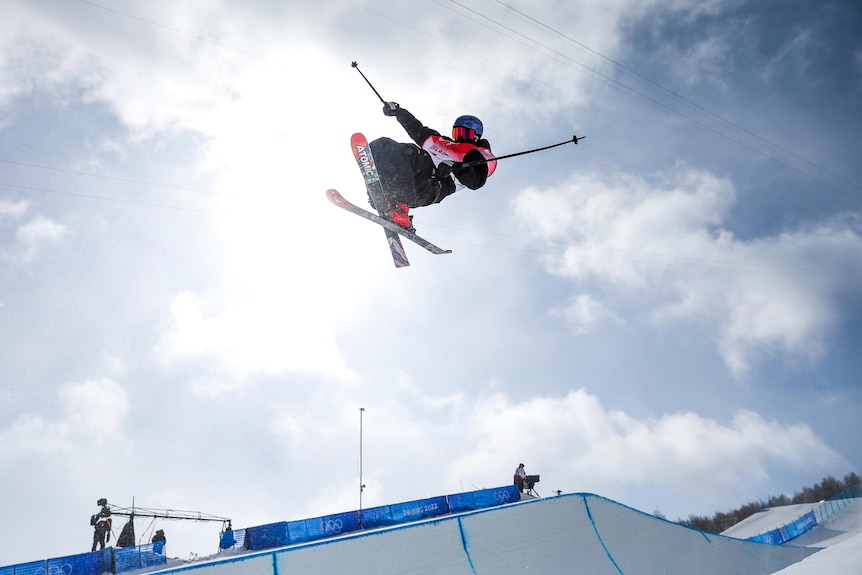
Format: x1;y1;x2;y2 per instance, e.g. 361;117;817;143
359;407;366;515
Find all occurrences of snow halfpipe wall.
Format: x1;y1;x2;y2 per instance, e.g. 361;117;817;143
153;493;817;575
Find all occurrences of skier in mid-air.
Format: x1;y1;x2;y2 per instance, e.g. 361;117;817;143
327;62;582;266
368;102;497;230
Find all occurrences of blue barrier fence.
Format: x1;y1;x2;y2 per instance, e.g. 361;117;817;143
447;485;520;512
219;529;244;550
1;486;519;574
113;543;165;572
0;552;105;575
228;485;520;553
814;493;861;524
748;491;862;545
0;543;163;575
748;511;817;545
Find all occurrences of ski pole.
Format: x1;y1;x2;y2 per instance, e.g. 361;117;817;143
351;60;583;166
351;61;385;103
460;135;585;168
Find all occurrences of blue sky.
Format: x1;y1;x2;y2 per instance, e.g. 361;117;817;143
1;0;860;565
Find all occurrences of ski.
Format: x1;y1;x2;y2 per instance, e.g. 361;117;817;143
327;189;452;256
348;133;409;267
331;132;451;265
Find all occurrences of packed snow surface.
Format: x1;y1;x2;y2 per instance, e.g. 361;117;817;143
150;493;827;575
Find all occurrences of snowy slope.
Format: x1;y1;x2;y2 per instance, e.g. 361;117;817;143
722;504;821;540
150;494;817;575
769;532;862;575
788;499;862;549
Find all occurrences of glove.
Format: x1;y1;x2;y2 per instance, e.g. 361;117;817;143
435;160;454;180
382;101;400;116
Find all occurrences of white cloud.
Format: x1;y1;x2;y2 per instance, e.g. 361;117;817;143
0;378;130;462
550;293;625;334
512;167;862;376
281;383;840;520
16;216;67;258
445;388;843;511
674;34;734;88
0;211;68;264
762;27;826;85
155;290;356;394
0;1;279;138
0;199;28;220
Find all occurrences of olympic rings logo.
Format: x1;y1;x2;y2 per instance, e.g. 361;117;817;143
321;518;343;535
35;564;72;575
494;490;512;503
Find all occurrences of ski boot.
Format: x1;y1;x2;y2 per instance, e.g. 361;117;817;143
384;201;415;232
369;192;415;232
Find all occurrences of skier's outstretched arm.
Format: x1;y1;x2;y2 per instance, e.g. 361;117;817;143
382;102;438;146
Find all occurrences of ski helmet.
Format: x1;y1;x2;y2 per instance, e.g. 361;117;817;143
452;115;483;142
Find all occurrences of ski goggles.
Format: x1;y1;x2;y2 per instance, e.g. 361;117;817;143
452;126;478;143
